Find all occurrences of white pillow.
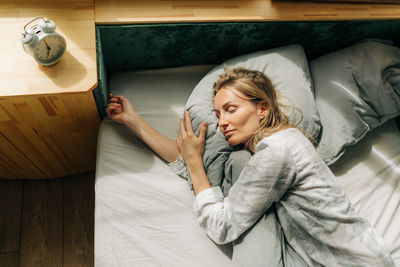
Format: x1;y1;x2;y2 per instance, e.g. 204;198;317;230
311;40;400;165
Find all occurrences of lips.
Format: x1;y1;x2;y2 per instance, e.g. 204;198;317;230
224;130;234;138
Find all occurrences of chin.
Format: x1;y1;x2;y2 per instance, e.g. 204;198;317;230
227;137;245;147
227;140;238;146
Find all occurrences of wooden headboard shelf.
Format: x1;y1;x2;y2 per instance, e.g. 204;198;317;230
306;0;400;3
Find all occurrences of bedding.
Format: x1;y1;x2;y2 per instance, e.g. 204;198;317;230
95;65;400;266
311;40;400;165
180;44;320;194
96;66;233;266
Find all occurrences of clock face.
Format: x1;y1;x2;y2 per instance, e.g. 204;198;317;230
34;34;66;65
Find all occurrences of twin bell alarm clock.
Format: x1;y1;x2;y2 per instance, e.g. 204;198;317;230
20;17;66;66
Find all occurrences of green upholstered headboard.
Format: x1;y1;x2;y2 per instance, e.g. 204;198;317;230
94;20;400;117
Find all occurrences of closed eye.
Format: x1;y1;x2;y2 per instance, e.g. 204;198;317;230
227;106;237;113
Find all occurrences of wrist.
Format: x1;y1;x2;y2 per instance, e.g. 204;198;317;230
185;157;210;195
124;113;141;130
185;155;203;170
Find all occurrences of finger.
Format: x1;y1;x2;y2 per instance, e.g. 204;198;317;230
106;103;121;115
105;106;115;116
184;111;194;134
176;137;182;152
109;93;119;102
199;122;207;140
106;103;121;108
109;93;121;100
116;95;129;104
106;103;119;111
179;118;186;137
107;100;120;105
108;97;120;103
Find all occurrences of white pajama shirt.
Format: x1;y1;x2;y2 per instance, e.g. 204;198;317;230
169;128;395;266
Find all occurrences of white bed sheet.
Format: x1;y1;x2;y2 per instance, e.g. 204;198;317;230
95;66;400;266
331;119;400;265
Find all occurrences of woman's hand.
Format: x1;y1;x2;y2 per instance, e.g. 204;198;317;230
178;111;210;195
177;111;207;167
106;93;138;125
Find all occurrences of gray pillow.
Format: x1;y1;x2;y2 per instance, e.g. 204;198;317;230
311;40;400;166
182;44;321;194
222;150;252;196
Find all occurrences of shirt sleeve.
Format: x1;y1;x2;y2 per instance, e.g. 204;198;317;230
168;155;189;179
193;142;297;244
168;155;195;190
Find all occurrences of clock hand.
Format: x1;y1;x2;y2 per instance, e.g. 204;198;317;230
43;40;51;54
43;40;51;57
44;40;51;50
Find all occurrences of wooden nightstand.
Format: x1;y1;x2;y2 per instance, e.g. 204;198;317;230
0;1;100;179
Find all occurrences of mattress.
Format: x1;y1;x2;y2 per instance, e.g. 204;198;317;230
95;65;400;266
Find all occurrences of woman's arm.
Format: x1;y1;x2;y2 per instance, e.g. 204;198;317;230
194;143;297;244
177;111;210;195
106;93;180;163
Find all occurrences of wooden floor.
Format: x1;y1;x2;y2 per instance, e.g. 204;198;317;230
0;172;94;267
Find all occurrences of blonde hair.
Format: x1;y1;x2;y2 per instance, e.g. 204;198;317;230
213;66;309;152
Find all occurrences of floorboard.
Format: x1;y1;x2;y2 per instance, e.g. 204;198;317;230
0;180;23;254
63;172;94;267
19;179;64;267
0;252;19;267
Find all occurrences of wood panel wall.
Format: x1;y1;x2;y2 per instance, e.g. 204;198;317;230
0;92;100;179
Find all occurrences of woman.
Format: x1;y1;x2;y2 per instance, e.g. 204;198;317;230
106;67;394;266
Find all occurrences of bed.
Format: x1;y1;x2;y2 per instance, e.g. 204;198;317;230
94;21;400;266
95;65;400;266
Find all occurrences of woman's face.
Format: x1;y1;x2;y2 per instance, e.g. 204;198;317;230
214;87;267;147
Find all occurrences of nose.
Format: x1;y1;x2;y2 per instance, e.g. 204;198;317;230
218;115;228;128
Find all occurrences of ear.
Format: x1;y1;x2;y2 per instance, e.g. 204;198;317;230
257;101;269;119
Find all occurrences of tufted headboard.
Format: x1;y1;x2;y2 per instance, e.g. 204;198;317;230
94;20;400;117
